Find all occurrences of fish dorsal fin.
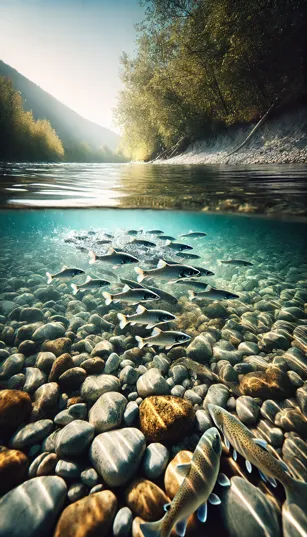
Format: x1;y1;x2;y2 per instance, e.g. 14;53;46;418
176;463;190;477
151;327;162;337
122;284;130;292
189;229;193;233
85;275;92;283
253;438;268;450
107;247;115;255
157;259;167;269
61;265;69;270
136;304;146;314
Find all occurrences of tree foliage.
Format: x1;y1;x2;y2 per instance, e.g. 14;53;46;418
0;77;64;161
115;0;307;160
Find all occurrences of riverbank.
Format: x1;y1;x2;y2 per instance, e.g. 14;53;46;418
157;107;307;165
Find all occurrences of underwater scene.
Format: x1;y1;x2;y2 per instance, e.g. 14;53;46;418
0;208;307;537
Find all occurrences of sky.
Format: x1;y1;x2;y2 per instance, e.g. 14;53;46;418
0;0;144;132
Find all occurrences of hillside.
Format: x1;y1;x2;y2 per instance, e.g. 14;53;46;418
0;60;120;152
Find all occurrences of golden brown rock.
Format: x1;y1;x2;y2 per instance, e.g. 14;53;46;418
0;447;28;493
48;353;74;382
240;367;294;400
43;338;71;357
53;490;117;537
139;396;194;443
67;396;85;407
164;450;193;499
0;389;32;438
132;517;179;537
125;478;170;522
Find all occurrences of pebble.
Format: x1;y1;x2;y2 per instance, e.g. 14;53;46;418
36;352;56;372
0;353;24;378
89;392;127;433
164;450;193;498
195;409;212;433
43;337;72;356
54;403;87;425
81;373;120;402
58;367;87;390
125;478;170;521
203;383;230;409
48;353;74;382
10;419;53;449
67;482;88;503
275;408;307;437
236;396;260;425
80;467;99;487
123;401;139;426
184;389;203;405
141;443;169;479
137;368;170;397
186;333;213;363
0;447;28;494
220;476;281;537
119;365;139;384
171;385;186;397
139;395;194;443
240;367;294;400
54;490;117;537
32;382;59;418
0;476;67;537
32;322;66;341
283;347;307;379
104;352;121;373
113;507;133;537
0;389;32;438
90;427;146;486
55;459;81;479
55;420;95;458
170;364;188;384
23;367;46;393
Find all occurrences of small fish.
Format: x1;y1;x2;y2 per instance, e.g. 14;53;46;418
159;235;176;241
103;233;113;238
220;259;253;266
71;275;110;295
180;230;207;239
96;239;112;245
136;327;191;350
64;238;76;244
173;279;210;290
87;231;97;236
127;229;139;236
120;278;145;289
118;304;176;329
130;238;156;247
89;248;139;268
75;246;89;252
148;229;164;235
208;403;307;537
102;284;159;306
188;285;239;301
140;427;223;537
46;266;85;285
145;284;178;305
74;235;87;240
192;266;215;277
165;240;193;251
176;253;201;260
135;259;200;283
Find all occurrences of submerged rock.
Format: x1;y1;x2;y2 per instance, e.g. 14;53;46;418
0;447;28;494
139;395;194;443
136;368;170;398
81;374;120;402
141;443;169;479
240;367;294;400
0;476;67;537
236;395;260;425
89;392;127;433
125;478;170;521
0;389;32;438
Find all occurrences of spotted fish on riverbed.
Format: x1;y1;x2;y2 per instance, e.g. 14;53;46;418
46;266;85;284
140;427;226;537
208;404;307;537
136;327;191;349
118;304;176;329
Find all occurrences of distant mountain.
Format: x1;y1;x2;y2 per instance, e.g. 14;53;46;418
0;60;120;151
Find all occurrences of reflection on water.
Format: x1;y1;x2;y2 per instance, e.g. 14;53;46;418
0;162;307;216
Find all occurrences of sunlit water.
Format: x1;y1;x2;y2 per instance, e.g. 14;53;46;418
1;162;307;216
0;180;307;534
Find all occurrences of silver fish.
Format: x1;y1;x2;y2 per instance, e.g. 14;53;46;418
127;229;140;235
118;304;176;329
120;278;145;289
130;238;156;247
103;284;159;306
159;235;176;241
46;266;85;284
141;427;223;537
220;259;253;266
192;266;215;277
165;240;193;251
96;239;112;245
180;231;207;239
136;327;191;350
135;259;200;283
71;276;110;295
173;279;210;290
145;284;178;305
89;248;139;268
176;253;201;260
208;404;307;537
147;229;164;235
188;285;239;301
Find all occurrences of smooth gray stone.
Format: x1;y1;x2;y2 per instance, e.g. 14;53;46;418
89;392;127;433
55;459;81;479
113;507;133;537
55;420;95;458
81;373;120;402
104;352;121;374
186;334;213;363
67;482;88;503
10;420;53;449
123;401;139;426
32;322;65;341
90;427;146;487
195;409;212;433
54;403;87;425
80;467;99;487
0;476;66;537
141;443;169;479
203;383;230;409
136;368;170;397
236;395;260;425
23;367;46;393
0;353;24;378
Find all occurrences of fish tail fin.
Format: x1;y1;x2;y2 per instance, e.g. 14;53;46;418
140;518;164;537
117;313;128;329
188;290;195;301
135;267;145;283
135;335;145;349
46;272;53;285
89;250;96;264
103;291;112;306
71;283;78;295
